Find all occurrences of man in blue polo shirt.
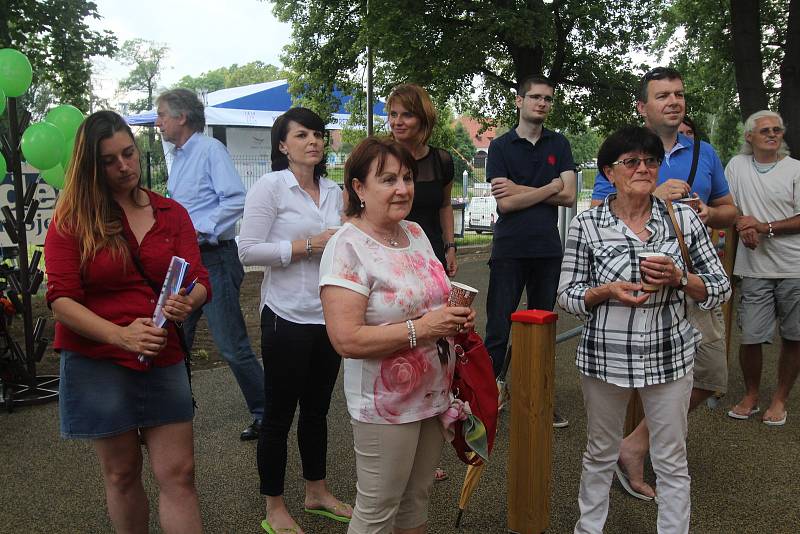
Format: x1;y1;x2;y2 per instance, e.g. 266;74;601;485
485;75;577;427
591;67;738;500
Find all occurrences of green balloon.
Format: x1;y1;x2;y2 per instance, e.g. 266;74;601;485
0;48;33;97
41;164;65;189
0;87;6;115
62;134;76;170
0;153;7;177
21;122;65;170
45;104;84;139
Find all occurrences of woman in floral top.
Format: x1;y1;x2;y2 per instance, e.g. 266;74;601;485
320;137;475;534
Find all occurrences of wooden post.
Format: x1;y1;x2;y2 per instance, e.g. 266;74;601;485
507;309;557;534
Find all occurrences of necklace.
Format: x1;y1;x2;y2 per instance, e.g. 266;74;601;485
380;228;402;247
363;221;402;247
752;157;779;174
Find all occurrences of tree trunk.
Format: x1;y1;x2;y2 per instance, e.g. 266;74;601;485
779;0;800;158
729;0;769;119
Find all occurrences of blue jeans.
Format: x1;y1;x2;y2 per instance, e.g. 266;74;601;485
183;241;265;421
484;256;562;377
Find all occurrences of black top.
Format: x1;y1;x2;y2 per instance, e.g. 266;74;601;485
406;146;454;265
486;127;576;260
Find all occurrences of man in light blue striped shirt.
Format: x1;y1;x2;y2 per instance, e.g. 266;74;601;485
157;88;265;441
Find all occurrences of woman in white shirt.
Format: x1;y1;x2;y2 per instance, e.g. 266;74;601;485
238;108;350;534
319;137;475;534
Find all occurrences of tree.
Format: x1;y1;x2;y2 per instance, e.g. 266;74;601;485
271;0;664;131
655;0;796;160
0;0;116;118
174;61;289;93
730;0;798;157
117;38;169;112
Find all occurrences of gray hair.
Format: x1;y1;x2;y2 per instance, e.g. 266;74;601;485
740;109;789;157
156;88;206;133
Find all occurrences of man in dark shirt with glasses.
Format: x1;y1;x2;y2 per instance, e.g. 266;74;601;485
485;75;577;428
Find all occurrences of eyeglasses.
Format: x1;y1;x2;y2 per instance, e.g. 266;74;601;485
756;126;784;136
611;157;661;170
523;94;554;104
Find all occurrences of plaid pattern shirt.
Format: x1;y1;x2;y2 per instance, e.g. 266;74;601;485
557;195;731;388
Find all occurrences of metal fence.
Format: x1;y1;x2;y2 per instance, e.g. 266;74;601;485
144;153;596;252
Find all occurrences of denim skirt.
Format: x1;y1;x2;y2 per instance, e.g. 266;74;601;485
59;350;193;439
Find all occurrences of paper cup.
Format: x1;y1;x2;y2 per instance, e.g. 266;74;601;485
638;252;667;293
448;282;479;307
677;197;701;212
328;225;343;231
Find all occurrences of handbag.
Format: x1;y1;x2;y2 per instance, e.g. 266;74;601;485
449;330;499;466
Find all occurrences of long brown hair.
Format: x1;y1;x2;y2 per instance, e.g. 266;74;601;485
53;110;141;267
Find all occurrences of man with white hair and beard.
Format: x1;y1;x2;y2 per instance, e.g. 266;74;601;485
725;110;800;427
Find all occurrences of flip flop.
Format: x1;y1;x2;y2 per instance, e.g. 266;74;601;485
763;411;787;426
304;502;352;523
260;518;299;534
614;463;654;502
726;405;761;420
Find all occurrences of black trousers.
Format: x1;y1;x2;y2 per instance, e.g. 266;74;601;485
484;256;562;377
257;305;342;496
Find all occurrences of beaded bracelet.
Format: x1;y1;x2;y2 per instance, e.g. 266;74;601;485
406;319;417;349
767;222;775;239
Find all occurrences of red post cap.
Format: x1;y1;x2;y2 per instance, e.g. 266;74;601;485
510;309;558;324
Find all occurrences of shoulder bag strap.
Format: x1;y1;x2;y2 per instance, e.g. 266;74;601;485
128;248;196;407
686;137;701;187
664;200;693;273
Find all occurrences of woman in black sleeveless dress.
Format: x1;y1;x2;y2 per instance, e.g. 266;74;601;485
387;83;458;277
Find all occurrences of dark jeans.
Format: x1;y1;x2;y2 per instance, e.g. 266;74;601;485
484;256;562;377
183;240;265;420
257;305;342;496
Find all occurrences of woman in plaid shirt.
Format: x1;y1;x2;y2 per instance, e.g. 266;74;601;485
557;126;730;534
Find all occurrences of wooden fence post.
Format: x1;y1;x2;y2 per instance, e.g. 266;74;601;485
507;309;557;534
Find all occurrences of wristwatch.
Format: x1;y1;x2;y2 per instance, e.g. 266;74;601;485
444;242;457;252
678;270;689;288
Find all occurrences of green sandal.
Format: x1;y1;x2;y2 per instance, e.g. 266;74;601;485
303;502;352;523
261;518;299;534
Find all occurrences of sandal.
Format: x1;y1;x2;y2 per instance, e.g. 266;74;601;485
303;501;352;523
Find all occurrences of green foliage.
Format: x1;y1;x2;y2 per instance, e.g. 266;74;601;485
446;123;477;181
271;0;662;131
117;38;169;112
0;0;115;138
565;126;602;167
174;61;289;93
653;0;791;163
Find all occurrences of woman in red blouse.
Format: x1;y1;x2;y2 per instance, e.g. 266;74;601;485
45;111;210;533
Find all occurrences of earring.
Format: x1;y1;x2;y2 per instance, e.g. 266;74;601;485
360;199;365;209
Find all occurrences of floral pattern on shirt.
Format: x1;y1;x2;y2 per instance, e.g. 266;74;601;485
319;220;454;424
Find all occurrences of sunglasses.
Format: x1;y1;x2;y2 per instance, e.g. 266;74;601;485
611;157;661;170
756;126;784;136
643;67;680;82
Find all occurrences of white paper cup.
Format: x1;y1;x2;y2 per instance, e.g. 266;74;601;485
676;197;701;212
638;252;667;293
448;282;479;307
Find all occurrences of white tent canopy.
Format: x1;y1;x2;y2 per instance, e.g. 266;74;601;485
124;79;386;130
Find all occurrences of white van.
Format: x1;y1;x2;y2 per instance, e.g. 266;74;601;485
468;196;498;233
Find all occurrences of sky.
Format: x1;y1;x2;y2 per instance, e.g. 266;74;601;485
89;0;292;103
